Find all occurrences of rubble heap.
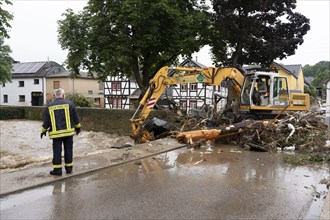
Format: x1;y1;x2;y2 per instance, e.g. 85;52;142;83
234;112;328;153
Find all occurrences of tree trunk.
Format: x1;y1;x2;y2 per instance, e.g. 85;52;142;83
176;120;269;144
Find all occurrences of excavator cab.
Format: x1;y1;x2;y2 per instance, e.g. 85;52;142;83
240;72;290;108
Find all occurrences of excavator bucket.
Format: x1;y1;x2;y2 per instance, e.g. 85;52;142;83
143;117;179;139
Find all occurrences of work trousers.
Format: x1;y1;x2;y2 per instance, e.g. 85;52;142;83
52;135;73;171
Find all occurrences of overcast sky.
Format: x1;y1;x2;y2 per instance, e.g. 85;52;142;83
4;0;330;67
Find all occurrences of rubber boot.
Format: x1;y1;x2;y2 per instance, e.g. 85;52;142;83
65;166;73;174
50;168;62;176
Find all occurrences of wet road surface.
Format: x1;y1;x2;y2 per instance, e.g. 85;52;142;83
1;145;329;219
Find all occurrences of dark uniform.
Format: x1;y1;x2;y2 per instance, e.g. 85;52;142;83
41;97;81;175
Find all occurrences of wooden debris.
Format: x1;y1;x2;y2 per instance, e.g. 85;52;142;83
176;120;269;144
175;111;329;157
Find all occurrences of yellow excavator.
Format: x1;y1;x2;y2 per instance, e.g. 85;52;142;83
130;66;310;143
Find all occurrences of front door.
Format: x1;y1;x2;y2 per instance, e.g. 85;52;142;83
31;92;43;106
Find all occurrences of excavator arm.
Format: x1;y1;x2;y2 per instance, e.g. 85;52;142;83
130;66;244;143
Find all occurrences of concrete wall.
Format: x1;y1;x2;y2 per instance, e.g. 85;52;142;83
0;106;180;136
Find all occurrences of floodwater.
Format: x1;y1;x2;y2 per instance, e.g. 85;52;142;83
0;120;133;173
1;140;329;219
1;120;329;219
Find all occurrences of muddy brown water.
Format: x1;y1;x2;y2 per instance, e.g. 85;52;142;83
0;120;133;172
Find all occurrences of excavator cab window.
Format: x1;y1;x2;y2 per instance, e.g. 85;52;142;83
273;77;289;106
241;75;254;105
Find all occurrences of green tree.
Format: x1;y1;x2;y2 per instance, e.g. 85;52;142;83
303;61;330;87
302;64;313;77
0;0;13;84
311;70;330;87
58;0;210;92
209;0;310;66
0;0;12;39
304;86;317;97
0;37;12;83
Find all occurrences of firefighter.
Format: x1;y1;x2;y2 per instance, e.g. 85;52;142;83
41;88;81;176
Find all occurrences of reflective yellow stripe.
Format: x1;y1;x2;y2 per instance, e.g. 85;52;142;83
65;163;73;167
53;164;62;168
41;127;47;132
64;106;71;130
48;104;73;136
50;132;74;139
75;123;81;128
49;104;69;111
49;129;75;139
49;108;56;132
49;128;75;135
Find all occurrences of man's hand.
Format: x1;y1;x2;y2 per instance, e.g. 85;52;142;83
40;132;47;139
76;127;81;135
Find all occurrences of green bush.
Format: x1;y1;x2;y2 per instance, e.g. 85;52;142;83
66;93;95;107
0;106;25;120
304;86;317;97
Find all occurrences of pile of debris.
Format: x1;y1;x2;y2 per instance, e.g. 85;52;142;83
175;111;329;160
233;112;328;153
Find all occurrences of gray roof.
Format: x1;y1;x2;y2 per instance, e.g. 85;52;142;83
242;62;303;79
12;61;66;78
282;64;302;79
272;62;302;79
168;58;207;76
177;58;207;68
304;76;314;87
47;71;97;79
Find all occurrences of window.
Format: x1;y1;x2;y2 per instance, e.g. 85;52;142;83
19;95;25;102
110;97;122;108
3;95;8;103
34;79;39;84
19;81;24;87
99;81;104;90
189;100;197;109
53;81;60;89
190;84;197;91
2;83;5;87
180;84;188;92
180;100;187;109
112;82;121;91
88;90;93;94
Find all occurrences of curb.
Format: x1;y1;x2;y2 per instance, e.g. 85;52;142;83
320;189;330;220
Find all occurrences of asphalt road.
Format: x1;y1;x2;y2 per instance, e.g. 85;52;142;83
1;145;329;219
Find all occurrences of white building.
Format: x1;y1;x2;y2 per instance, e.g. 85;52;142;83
0;61;66;106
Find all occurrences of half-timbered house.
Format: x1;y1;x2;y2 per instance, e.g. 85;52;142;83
104;76;138;109
170;59;228;115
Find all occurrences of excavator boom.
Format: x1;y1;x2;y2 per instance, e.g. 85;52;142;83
130;66;244;143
